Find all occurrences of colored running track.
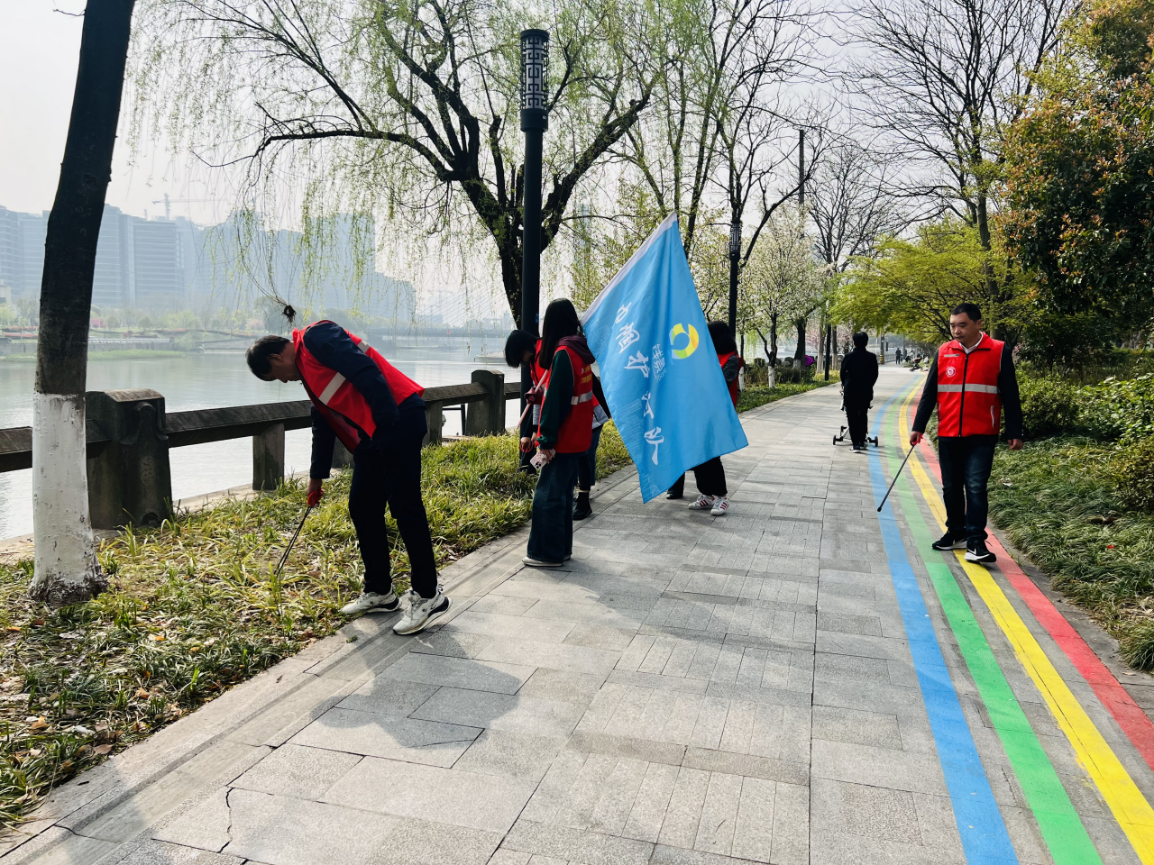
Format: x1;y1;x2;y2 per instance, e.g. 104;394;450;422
866;376;1154;865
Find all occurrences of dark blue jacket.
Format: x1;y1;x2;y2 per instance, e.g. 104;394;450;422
305;321;424;478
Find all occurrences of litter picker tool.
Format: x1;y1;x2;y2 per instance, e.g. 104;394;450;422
877;446;916;512
273;505;313;583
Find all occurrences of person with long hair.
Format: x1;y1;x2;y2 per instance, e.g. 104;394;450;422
523;299;597;566
666;321;743;516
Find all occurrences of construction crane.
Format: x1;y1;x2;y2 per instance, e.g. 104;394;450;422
150;194;213;220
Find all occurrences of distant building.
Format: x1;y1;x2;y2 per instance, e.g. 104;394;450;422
0;202;416;317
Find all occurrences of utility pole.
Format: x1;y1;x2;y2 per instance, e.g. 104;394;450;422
519;29;548;470
728;217;740;338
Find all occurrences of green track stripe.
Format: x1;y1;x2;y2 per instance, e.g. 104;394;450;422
881;385;1102;864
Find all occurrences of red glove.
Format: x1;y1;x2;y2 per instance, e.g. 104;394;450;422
307;486;324;508
525;387;544;405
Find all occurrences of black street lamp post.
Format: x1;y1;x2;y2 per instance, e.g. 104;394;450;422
728;218;741;338
519;28;548;468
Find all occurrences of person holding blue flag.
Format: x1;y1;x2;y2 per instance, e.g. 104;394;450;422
523;299;596;568
581;214;748;502
666;321;744;514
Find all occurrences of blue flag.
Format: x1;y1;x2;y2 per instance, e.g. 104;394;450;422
582;214;748;502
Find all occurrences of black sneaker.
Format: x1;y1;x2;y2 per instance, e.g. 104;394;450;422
965;540;997;564
573;491;593;521
931;533;966;551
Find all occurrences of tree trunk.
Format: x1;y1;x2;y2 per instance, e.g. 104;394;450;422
769;313;778;365
794;318;806;364
30;0;136;605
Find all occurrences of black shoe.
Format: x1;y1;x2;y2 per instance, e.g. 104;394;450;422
666;491;683;500
931;532;966;551
573;491;593;521
965;540;997;564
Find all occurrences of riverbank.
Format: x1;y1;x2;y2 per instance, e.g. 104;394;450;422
0;381;827;825
0;427;631;824
0;350;191;363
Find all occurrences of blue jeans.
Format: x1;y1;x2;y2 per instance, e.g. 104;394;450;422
937;436;996;542
527;452;580;563
577;425;603;490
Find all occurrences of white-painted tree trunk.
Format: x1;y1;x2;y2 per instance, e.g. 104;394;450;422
30;392;106;605
768;365;776;389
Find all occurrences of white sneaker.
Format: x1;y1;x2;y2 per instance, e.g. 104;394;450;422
523;556;564;568
393;589;451;635
339;590;399;616
688;495;714;510
711;497;729;516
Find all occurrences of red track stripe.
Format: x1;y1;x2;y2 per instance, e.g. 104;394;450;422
908;395;1154;770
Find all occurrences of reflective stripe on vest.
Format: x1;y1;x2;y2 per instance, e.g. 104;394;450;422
937;383;999;394
935;335;1004;436
571;391;594;405
293;322;424;451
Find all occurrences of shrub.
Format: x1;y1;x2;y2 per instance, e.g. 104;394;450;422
1111;438;1154;512
773;364;811;384
1080;374;1154;441
1017;376;1080;439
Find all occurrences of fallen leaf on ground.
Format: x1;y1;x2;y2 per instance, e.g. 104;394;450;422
27;716;48;731
135;688;150;699
93;744;112;756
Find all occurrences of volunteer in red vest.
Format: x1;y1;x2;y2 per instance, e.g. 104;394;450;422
523;299;595;568
910;303;1024;564
666;321;743;516
504;328;550;471
245;315;450;634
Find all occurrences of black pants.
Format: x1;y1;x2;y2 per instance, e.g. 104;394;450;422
348;406;438;598
937;436;996;543
668;457;728;498
844;398;870;447
527;452;581;563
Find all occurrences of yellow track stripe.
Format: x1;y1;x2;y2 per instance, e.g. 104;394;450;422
897;390;1154;862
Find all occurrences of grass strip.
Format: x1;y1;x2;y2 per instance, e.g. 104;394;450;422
885;386;1103;864
0;380;822;824
0;426;632;825
984;438;1154;670
736;380;832;413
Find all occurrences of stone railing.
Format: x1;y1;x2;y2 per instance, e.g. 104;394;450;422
0;370;518;530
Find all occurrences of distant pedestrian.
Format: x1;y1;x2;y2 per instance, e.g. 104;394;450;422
840;332;878;452
666;321;743;516
523;299;596;568
910;302;1023;564
246;315;450;635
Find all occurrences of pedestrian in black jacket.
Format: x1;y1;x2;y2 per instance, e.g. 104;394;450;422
840;332;879;451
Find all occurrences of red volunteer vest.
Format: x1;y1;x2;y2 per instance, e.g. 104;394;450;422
293;322;424;452
935;334;1004;437
538;345;595;454
718;351;743;408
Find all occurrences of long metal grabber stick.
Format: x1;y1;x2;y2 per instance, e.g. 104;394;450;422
877;446;916;513
273;505;313;583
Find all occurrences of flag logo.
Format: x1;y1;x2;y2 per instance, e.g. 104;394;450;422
581;214;748;501
670;323;699;359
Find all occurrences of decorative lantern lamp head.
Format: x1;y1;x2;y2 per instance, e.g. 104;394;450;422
729;219;742;257
520;29;549;132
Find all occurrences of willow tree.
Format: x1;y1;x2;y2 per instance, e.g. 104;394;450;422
133;0;665;322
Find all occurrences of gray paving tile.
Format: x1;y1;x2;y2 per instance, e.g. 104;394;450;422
657;767;711;849
477;637;620;677
380;652;536;694
337;678;439;717
518;667;605;704
322;756;536;832
811;738;947;795
411;686;585;737
289;706;480;767
812;704;903;750
104;840;243;865
501;819;653;865
683;747;808;786
439;610;576;644
695;771;743;854
454;729;567;781
621;762;681;842
231;743;361;800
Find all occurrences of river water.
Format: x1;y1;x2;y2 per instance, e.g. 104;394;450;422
0;336;516;540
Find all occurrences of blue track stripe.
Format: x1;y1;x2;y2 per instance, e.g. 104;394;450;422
868;383;1019;864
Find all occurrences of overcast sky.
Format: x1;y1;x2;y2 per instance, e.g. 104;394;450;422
0;0;232;226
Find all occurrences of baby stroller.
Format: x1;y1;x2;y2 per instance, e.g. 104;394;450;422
833;389;878;447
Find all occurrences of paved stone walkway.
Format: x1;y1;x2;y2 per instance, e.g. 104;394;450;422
6;367;1154;865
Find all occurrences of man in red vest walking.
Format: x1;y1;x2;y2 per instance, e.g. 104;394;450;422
910;303;1023;564
246;319;449;635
